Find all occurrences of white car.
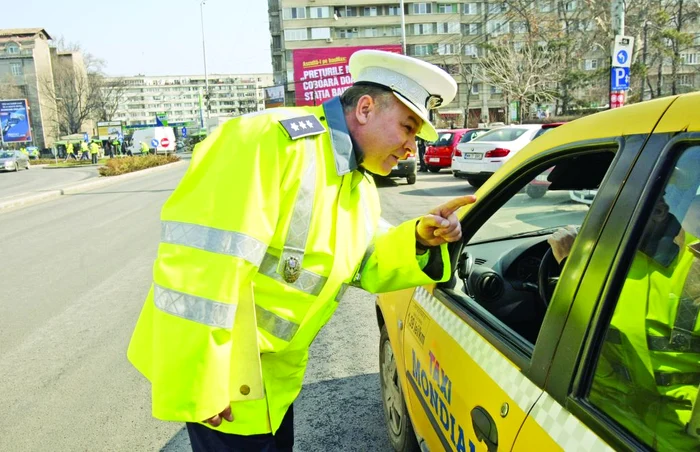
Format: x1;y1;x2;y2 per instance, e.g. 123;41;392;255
452;124;542;188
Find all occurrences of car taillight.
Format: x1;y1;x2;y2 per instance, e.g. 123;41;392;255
453;149;462;157
485;148;510;158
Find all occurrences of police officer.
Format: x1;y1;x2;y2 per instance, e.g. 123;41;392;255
128;50;474;451
112;137;121;156
65;142;75;161
79;141;89;160
140;141;149;155
89;141;99;164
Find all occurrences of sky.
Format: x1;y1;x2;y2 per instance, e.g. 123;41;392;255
0;0;273;77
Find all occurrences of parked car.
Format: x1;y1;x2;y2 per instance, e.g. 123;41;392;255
0;150;30;172
424;129;487;173
376;92;700;452
452;124;542;187
388;149;417;185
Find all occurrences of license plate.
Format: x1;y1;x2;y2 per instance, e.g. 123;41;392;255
464;153;482;160
429;158;440;162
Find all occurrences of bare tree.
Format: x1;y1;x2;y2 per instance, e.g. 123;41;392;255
90;74;128;122
40;63;97;135
479;38;563;122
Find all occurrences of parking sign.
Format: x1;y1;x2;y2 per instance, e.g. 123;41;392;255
611;67;630;91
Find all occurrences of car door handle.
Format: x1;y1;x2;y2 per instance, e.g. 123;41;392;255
471;406;498;452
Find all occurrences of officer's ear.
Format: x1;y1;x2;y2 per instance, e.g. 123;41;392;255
354;95;376;126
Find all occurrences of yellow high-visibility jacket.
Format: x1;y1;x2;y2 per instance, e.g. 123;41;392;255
590;235;700;450
127;98;451;435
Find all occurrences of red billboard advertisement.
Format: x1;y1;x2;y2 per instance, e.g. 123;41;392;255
292;45;402;106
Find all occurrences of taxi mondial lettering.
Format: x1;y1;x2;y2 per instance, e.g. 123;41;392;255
412;349;472;452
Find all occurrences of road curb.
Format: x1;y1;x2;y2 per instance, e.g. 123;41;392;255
0;159;188;213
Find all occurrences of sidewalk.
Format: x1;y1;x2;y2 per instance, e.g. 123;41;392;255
0;159;188;213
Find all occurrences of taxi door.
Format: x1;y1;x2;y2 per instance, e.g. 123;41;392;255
402;286;541;451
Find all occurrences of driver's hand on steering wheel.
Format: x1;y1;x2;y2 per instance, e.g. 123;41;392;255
547;226;579;264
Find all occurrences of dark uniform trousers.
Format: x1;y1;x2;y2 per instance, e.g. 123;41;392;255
186;405;294;452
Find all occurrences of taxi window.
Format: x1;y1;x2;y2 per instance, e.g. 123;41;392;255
585;145;700;450
453;149;616;351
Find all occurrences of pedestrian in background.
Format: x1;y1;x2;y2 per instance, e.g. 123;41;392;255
140;141;149;155
80;141;89;160
112;137;121;156
89;141;99;164
128;50;474;451
65;142;76;161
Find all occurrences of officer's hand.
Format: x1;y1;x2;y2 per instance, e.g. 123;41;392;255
547;225;578;264
203;405;233;427
416;195;476;247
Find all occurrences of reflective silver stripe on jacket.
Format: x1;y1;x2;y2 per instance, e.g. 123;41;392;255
161;221;267;267
259;252;327;296
336;283;349;302
153;284;236;329
256;304;299;342
277;137;317;278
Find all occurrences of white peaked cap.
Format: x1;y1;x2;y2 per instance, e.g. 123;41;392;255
349;50;457;142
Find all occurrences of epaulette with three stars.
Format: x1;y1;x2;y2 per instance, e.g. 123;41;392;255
279;115;326;140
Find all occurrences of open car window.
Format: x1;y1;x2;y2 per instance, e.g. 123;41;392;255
449;150;616;353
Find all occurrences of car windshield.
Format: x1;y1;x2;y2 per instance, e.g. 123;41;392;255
473;128;530;143
459;130;484;143
429;133;454;146
0;152;14;158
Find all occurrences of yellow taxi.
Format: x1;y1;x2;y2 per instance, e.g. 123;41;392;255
376;92;700;451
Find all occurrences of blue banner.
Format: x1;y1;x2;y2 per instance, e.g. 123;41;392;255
0;99;32;143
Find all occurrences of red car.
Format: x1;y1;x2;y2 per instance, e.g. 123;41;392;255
423;128;487;172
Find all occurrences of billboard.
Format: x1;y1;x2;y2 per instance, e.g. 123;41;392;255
264;85;285;109
292;45;402;106
0;99;32;143
156;112;169;127
97;121;123;140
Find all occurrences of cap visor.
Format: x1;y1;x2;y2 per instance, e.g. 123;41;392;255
391;93;438;142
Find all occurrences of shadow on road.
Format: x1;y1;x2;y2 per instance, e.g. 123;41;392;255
68;189;176;195
159;373;392;452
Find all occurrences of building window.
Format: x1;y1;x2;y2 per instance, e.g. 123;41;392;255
412;3;431;14
361;28;379;38
471;83;480;95
464;3;478;15
438;3;455;13
438;43;456;55
363;6;378;16
309;7;329;19
584;59;598;70
311;27;331;39
487;20;509;35
488;3;504;14
678;74;694;86
437;22;460;34
284;28;308;41
680;53;699;65
345;7;358;17
465;23;479;35
539;1;553;12
412;45;431;56
413;23;435;35
282;7;306;19
6;43;20;54
565;1;577;11
338;28;358;39
490;85;502;94
513;22;527;34
10;63;22;76
387;5;401;15
464;45;478;57
272;36;281;50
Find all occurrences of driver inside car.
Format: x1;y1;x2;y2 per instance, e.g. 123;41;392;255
547;178;700;449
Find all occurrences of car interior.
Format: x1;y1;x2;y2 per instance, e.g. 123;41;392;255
441;150;617;346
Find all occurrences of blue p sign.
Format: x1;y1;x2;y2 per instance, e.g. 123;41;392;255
611;67;630;91
182;127;187;138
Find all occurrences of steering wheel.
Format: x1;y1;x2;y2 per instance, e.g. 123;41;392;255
537;248;561;307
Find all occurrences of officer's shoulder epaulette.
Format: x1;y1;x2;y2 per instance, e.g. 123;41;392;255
278;115;326;140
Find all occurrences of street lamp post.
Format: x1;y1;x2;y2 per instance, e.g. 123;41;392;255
200;0;210;123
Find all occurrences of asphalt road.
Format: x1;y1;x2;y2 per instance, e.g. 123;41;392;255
0;165;578;451
0;164;100;203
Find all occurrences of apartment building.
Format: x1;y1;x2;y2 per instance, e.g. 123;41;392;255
269;1;700;126
108;73;273;127
0;28;59;148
